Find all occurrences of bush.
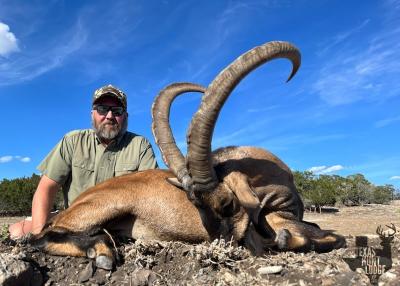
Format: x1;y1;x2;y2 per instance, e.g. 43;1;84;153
0;174;40;215
0;174;64;215
371;185;393;204
293;171;395;209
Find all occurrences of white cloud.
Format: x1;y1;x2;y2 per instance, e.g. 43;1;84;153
390;176;400;180
308;165;344;175
0;155;31;163
0;155;13;163
19;157;31;163
312;5;400;106
316;19;370;57
374;115;400;128
0;22;19;57
0;20;87;86
308;166;327;173
246;105;280;113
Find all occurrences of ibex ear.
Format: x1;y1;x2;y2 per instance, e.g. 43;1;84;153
225;172;261;224
166;177;183;189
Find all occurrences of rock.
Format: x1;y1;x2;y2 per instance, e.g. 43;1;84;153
110;268;128;284
78;261;95;282
257;265;283;275
222;271;236;284
90;268;109;285
378;267;399;286
0;252;33;286
129;269;157;286
321;277;336;286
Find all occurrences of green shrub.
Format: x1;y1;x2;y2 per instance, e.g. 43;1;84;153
0;174;40;215
293;171;395;208
0;174;65;215
371;185;394;204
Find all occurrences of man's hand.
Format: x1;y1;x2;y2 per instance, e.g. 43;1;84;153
8;175;60;239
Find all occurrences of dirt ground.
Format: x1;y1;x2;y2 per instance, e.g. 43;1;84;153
1;202;399;285
303;200;400;237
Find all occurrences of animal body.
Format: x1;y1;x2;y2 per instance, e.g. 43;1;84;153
32;41;345;270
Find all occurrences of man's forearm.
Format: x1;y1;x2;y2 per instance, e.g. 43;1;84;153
31;175;59;234
31;195;53;234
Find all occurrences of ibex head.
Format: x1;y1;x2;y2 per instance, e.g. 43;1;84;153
153;42;300;190
152;41;301;240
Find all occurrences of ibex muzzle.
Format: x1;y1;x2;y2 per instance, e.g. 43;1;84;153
32;41;345;270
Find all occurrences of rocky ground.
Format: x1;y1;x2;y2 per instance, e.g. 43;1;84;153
1;202;399;285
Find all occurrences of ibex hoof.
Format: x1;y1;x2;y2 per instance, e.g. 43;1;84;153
86;248;96;259
275;229;291;250
95;255;114;270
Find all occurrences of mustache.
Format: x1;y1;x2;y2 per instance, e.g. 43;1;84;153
101;119;118;126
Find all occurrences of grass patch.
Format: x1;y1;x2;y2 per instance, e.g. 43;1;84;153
0;224;9;241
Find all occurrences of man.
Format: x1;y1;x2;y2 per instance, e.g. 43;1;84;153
9;84;158;239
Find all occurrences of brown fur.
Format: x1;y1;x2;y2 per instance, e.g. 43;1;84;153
33;146;345;269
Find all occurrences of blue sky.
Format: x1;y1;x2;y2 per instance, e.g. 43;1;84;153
0;0;399;189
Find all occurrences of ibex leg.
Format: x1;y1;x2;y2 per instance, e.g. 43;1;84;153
265;212;346;252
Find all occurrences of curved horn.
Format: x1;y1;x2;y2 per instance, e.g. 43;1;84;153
152;82;206;188
186;41;301;191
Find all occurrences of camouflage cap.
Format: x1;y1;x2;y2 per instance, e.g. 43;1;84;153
92;84;127;109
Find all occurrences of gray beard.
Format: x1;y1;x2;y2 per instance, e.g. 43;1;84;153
92;117;128;142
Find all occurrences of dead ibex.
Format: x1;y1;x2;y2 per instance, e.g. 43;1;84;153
32;41;345;270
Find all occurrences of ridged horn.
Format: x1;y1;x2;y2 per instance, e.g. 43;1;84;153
186;41;301;191
151;82;206;189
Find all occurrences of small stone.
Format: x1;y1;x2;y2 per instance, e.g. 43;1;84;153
91;268;109;285
222;271;236;283
129;269;157;286
257;265;283;275
78;261;94;282
378;270;398;286
321;277;336;286
110;269;126;284
355;268;365;274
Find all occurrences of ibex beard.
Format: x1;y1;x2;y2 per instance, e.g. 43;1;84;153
31;41;346;270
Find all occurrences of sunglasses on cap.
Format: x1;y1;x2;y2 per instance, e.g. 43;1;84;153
93;105;125;116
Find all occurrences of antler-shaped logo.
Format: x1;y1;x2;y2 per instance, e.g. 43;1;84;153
376;223;396;244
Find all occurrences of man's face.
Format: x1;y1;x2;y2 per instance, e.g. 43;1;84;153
91;96;128;142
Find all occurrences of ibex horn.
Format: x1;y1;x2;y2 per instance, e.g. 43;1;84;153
187;41;301;192
152;82;206;190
